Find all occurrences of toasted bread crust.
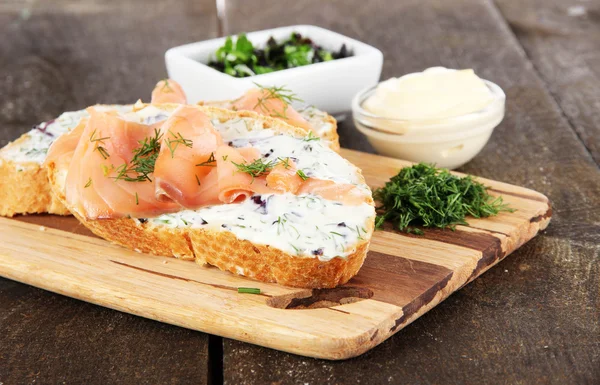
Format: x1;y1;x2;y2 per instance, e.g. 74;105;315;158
59;208;370;288
315;112;340;152
46;105;374;288
199;100;340;152
0;135;69;217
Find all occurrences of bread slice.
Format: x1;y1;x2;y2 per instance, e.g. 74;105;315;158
0;106;132;217
199;100;341;152
46;105;375;288
0;103;338;217
0;136;69;216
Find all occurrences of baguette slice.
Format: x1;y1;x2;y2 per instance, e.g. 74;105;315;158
0;106;338;217
199;101;340;152
0;139;70;216
0;106;129;216
46;105;375;288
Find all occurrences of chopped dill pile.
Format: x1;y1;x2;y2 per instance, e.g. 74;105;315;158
373;163;513;234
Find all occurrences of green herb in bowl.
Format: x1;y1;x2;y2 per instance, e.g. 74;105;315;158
208;32;352;78
374;163;514;234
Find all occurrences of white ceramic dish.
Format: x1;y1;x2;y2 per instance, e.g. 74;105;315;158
165;25;383;114
352;80;506;170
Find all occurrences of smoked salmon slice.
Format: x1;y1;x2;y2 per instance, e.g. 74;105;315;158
45;118;88;171
216;145;275;203
230;87;313;133
297;179;369;206
49;101;365;221
153;105;224;208
53;107;178;219
151;79;187;104
266;158;303;194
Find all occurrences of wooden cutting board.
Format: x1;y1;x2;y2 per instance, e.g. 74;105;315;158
0;149;551;360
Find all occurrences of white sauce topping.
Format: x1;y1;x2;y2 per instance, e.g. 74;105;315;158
0;105;172;166
1;105;133;164
3;105;373;261
121;105;171;125
149;117;374;261
1;110;88;164
212;118;364;189
298;106;333;136
149;193;373;261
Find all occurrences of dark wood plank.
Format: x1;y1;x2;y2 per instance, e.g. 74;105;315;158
220;0;600;383
0;281;210;384
0;0;218;148
350;251;453;307
494;0;600;165
0;1;217;383
223;239;600;385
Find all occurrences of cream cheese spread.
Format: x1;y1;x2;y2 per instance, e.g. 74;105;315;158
298;106;334;136
1;105;133;165
149;192;373;262
3;105;374;262
151;116;374;262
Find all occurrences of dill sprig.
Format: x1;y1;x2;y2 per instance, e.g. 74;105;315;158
373;163;514;234
90;129;111;159
304;131;320;141
96;146;110;159
238;287;261;294
160;79;173;93
277;157;291;169
196;152;216;167
89;129;110;143
233;158;276;180
113;128;162;182
253;83;302;119
296;169;308;181
165;131;193;158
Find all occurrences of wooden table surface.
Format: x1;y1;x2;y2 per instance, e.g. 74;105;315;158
0;0;598;384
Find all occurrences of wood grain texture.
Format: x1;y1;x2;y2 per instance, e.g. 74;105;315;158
0;149;551;361
0;1;217;383
0;0;218;148
495;0;600;165
220;0;600;383
0;0;597;383
0;280;210;384
224;238;599;385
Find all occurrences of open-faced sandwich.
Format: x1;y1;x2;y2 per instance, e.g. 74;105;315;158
0;80;339;217
199;85;340;151
0;105;133;216
44;98;374;287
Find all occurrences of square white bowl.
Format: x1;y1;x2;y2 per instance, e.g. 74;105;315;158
165;25;383;114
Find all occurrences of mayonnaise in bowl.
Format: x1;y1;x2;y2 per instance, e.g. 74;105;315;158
352;67;506;169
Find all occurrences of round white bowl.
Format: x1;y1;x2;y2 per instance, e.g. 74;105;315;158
352;80;505;169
